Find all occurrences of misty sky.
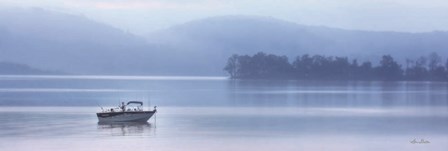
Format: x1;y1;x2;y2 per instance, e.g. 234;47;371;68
1;0;448;35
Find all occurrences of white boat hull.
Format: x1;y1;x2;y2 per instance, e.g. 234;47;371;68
97;111;156;123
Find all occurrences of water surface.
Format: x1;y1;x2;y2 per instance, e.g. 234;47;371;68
0;75;447;151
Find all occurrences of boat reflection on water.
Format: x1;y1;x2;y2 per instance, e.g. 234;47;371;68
97;122;153;136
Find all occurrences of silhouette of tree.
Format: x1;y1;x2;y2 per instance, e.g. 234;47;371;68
428;52;442;71
224;54;239;78
405;56;428;81
445;59;448;80
359;61;373;80
292;54;313;79
376;55;403;81
224;52;292;79
428;52;446;81
236;55;252;78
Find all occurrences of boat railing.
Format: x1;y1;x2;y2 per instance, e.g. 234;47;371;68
102;107;145;113
98;101;155;113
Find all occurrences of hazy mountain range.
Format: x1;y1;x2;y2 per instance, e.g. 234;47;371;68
1;8;447;75
0;62;62;75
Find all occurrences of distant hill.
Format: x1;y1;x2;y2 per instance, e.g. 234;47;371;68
1;9;448;76
148;15;448;64
0;8;158;75
0;62;62;75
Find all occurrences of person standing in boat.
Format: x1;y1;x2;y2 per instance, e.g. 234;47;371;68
121;102;126;112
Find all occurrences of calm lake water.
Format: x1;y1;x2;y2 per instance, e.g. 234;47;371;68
0;75;447;151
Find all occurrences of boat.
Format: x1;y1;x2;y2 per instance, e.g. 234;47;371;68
96;101;157;123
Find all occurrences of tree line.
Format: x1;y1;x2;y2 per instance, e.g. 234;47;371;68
224;52;448;81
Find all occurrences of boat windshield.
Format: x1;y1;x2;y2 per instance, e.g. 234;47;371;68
126;101;143;106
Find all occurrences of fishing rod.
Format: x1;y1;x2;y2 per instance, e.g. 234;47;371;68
96;103;104;112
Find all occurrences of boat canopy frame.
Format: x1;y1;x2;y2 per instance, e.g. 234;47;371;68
127;101;143;106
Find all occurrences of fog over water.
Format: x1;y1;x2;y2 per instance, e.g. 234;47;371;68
0;76;446;151
0;75;447;107
1;0;448;150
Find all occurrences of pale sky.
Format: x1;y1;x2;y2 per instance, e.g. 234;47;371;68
1;0;448;35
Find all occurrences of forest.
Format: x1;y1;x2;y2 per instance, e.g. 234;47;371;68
224;52;448;81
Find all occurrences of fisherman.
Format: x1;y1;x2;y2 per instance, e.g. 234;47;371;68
121;102;126;112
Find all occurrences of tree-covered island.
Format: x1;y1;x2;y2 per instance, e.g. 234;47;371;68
224;52;448;81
